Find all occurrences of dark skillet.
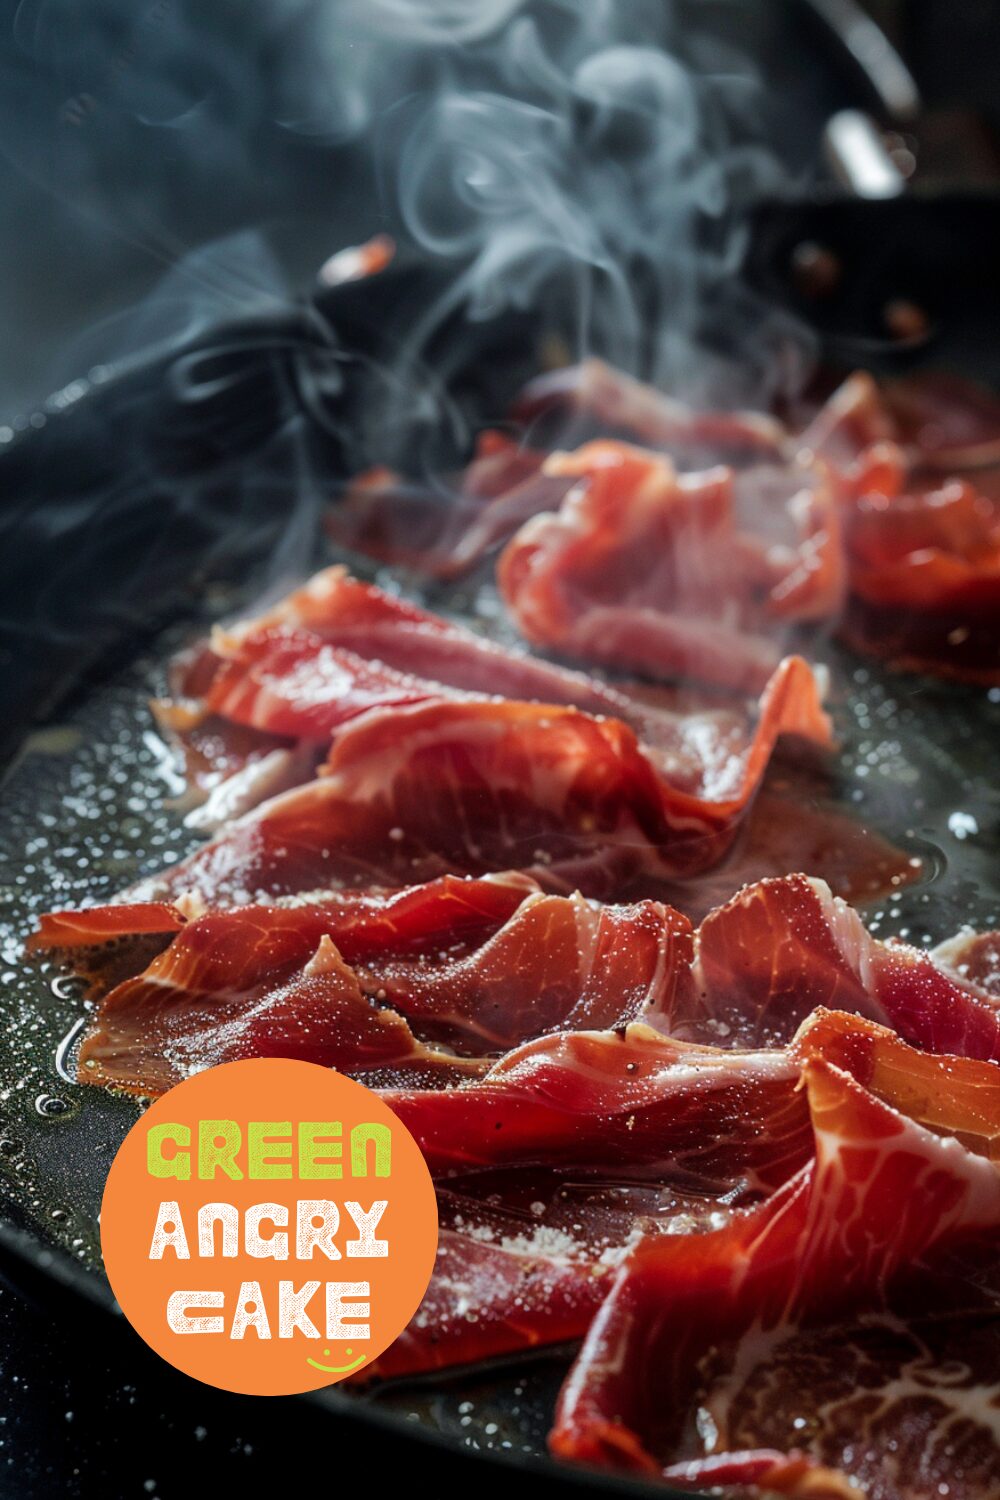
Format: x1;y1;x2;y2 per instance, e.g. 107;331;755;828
4;7;1000;1475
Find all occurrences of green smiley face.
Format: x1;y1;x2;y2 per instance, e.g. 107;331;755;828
305;1346;367;1375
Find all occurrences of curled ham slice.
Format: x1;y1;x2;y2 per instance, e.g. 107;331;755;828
326;431;571;580
159;566;826;828
43;875;686;1096
799;371;1000;682
379;1010;1000;1389
551;1036;1000;1494
385;1022;810;1189
498;439;843;693
675;872;1000;1060
509;358;786;462
133;655;829;905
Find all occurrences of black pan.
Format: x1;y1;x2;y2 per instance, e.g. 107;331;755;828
2;245;1000;1494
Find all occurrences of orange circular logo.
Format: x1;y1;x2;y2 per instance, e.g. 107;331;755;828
100;1058;438;1395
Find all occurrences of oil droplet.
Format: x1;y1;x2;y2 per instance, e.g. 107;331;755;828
51;975;85;1002
35;1093;71;1117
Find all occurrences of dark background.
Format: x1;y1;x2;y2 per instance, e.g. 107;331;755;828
2;3;999;1496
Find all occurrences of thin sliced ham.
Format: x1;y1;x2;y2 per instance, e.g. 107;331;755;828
499;439;843;693
379;1010;997;1388
79;927;480;1098
159;566;824;828
65;877;686;1094
327;431;572;580
799;371;1000;682
134;655;829;904
385;1023;811;1191
551;1046;1000;1494
675;873;1000;1060
26;901;186;951
365;1171;738;1385
509;358;786;463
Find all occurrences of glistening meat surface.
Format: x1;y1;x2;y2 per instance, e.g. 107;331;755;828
157;565;829;831
674;873;1000;1060
42;876;687;1095
499;439;843;694
135;654;829;905
551;1033;1000;1496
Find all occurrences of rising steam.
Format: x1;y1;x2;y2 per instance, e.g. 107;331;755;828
0;0;809;741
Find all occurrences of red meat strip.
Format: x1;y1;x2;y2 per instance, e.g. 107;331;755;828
799;371;1000;682
78;926;484;1098
498;439;843;693
366;1172;736;1384
509;359;786;463
327;430;573;580
326;358;788;584
550;1043;1000;1495
27;901;186;951
134;655;829;904
65;877;684;1093
384;1022;812;1191
159;567;824;827
377;1008;994;1387
673;873;1000;1060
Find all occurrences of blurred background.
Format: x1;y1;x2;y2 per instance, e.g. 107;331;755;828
0;0;996;424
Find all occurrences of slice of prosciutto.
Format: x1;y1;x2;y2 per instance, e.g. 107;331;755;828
366;1170;743;1386
158;565;829;832
509;359;786;464
551;1043;1000;1496
371;1014;843;1385
384;1023;812;1190
376;1009;994;1387
326;430;573;580
78;924;485;1098
499;439;844;693
325;359;787;584
673;872;1000;1061
134;654;829;905
799;371;1000;682
65;876;687;1095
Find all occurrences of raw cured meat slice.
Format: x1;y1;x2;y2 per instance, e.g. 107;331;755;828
384;1023;812;1191
135;655;829;904
364;890;686;1052
378;1011;992;1387
498;439;843;692
33;873;532;958
550;1052;1000;1492
25;901;192;998
370;1214;614;1382
66;877;684;1093
78;925;481;1098
327;432;573;580
328;362;787;584
509;359;786;462
798;372;1000;681
674;873;1000;1060
796;370;899;476
790;1008;1000;1164
366;1173;734;1384
883;371;1000;471
838;476;1000;683
26;901;186;952
161;566;826;827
